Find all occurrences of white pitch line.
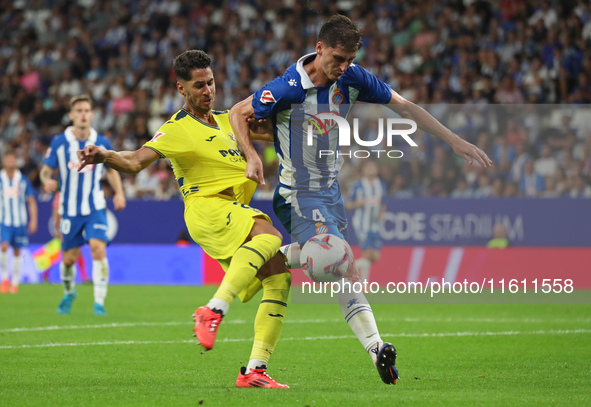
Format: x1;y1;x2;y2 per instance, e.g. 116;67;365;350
0;329;589;350
2;316;591;334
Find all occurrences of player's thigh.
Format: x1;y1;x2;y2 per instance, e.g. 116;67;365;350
88;238;107;260
289;193;345;245
0;226;13;247
185;196;273;260
12;226;29;249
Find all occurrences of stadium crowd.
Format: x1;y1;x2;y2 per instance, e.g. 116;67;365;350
1;0;591;199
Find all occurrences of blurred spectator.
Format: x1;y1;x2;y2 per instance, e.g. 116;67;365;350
534;144;558;177
520;160;546;197
487;224;509;249
450;177;473;198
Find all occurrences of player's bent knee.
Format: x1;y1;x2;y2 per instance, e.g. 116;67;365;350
256;252;289;280
89;239;107;260
250;216;282;241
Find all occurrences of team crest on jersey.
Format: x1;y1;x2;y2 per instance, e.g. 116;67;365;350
227;133;236;141
260;90;276;104
332;88;343;105
315;222;328;234
150;132;165;142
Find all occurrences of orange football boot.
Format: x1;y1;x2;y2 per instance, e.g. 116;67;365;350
193;306;223;351
236;367;289;389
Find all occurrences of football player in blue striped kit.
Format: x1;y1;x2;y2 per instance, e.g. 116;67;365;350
40;95;126;315
0;151;38;294
230;15;492;385
345;160;387;283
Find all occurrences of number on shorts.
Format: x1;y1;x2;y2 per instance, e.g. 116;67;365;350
61;219;71;235
312;209;326;222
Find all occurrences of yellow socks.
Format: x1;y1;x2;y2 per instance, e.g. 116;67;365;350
248;272;292;365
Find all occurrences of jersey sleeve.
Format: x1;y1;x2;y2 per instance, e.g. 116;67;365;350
143;122;188;159
345;64;392;104
252;76;302;119
43;137;60;169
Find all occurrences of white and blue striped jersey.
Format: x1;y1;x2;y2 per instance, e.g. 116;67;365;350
252;53;392;191
349;178;387;234
44;127;111;217
0;169;34;227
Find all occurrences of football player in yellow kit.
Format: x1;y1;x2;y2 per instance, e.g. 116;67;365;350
78;50;291;389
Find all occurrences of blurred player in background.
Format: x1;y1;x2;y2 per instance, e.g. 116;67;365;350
345;160;386;283
41;192;90;284
0;151;38;294
40;95;126;315
230;14;492;385
77;50;291;389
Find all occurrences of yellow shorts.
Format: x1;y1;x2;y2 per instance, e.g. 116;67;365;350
184;193;272;265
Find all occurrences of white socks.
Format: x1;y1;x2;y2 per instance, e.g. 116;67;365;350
92;259;109;306
0;251;7;281
280;243;301;269
206;297;230;316
60;262;76;294
11;256;21;287
246;359;267;372
337;282;382;363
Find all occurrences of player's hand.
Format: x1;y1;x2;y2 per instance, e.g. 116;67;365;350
78;145;108;171
29;220;38;235
113;193;126;211
43;178;58;193
452;138;493;167
247;116;273;135
245;155;266;185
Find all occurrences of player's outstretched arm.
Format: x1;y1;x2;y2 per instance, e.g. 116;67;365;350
387;90;493;167
229;95;266;185
78;145;160;174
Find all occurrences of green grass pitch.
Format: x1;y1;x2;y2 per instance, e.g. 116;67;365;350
0;285;590;406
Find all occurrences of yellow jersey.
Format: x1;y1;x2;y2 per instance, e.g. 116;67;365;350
143;109;256;204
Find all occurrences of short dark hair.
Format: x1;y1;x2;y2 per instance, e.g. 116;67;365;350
318;14;362;51
70;94;93;110
3;149;16;158
173;50;212;81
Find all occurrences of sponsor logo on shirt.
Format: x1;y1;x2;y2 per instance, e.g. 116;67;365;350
68;160;94;173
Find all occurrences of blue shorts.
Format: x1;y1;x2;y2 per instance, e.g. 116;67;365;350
273;182;349;246
60;210;109;251
1;226;29;248
355;229;382;251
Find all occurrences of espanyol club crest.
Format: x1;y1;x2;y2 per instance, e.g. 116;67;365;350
315;222;328;234
260;90;276;104
332;88;343;105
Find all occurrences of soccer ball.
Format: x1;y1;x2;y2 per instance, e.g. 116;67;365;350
300;234;352;283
